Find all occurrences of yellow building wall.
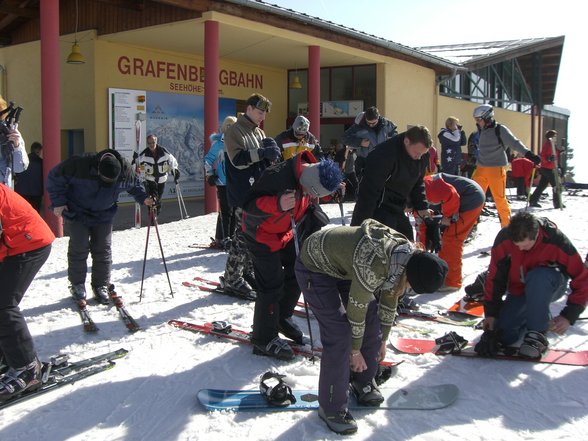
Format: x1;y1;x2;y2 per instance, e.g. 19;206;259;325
0;33;96;158
93;38;287;150
0;41;43;148
437;95;538;152
378;59;436;132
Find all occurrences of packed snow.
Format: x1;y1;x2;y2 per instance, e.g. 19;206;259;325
1;195;587;441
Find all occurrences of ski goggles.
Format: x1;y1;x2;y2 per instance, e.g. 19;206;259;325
254;97;272;113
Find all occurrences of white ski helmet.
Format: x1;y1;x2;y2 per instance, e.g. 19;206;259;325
473;104;494;120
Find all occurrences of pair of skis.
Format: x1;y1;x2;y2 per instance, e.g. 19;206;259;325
73;284;140;333
167;319;402;368
0;348;129;410
184;276;481;327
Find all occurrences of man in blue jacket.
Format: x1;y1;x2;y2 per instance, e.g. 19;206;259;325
47;149;153;304
341;106;397;180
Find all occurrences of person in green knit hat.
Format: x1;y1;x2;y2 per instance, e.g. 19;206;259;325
295;219;447;435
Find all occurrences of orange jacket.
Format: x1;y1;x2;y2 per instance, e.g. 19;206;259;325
0;184;55;262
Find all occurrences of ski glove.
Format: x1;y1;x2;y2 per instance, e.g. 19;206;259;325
524;151;541;166
173;169;181;183
259;138;281;162
474;329;500;357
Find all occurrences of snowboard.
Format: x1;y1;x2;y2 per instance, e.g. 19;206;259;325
168;319;402;367
391;337;588;366
197;383;459;412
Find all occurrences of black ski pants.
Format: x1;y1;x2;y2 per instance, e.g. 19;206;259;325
530;167;559;208
245;237;301;346
67;220;113;289
0;245;51;368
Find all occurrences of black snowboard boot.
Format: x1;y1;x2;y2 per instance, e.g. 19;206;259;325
350;378;384;407
518;330;548;359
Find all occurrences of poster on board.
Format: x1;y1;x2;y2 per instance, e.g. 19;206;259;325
108;87;237;201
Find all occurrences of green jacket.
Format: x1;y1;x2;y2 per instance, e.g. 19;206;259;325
300;219;414;350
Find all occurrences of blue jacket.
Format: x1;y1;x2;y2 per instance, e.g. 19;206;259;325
341;115;397;158
204;133;227;186
438;128;466;174
47;149;148;226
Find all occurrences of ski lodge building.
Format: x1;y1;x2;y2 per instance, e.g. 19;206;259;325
0;0;567;234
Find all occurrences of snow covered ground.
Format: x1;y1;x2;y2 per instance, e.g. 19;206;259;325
1;194;587;441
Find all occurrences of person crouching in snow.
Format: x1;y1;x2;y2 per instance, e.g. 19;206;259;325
475;211;588;359
294;219;448;435
417;173;485;292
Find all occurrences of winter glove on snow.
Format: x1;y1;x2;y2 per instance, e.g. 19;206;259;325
474;329;500;357
173;169;181;183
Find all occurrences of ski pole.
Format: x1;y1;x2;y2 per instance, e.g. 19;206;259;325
290;210;316;363
525;167;536;211
152;207;174;298
175;181;189;219
139;207;153;302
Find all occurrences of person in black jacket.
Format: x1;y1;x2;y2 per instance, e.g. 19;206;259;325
351;125;433;241
47;149;154;304
15;142;43;212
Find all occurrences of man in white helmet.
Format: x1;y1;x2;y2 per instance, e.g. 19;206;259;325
472;104;540;227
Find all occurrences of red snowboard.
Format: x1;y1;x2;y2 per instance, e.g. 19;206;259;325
391;336;588;366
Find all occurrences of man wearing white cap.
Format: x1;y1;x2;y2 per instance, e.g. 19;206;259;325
275;115;323;160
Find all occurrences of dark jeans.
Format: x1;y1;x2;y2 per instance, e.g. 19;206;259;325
67;221;113;288
294;257;381;413
530;168;558;207
245;238;301;346
215;186;234;242
497;267;567;345
0;245;51;367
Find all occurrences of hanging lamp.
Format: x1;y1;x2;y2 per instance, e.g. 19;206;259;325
67;0;85;64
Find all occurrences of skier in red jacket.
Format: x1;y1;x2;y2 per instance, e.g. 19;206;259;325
0;184;55;400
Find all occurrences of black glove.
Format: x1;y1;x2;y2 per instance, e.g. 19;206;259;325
474;329;499;357
524;151;541;166
548;155;556;162
173;169;180;182
259;138;281;162
424;216;442;253
206;175;217;186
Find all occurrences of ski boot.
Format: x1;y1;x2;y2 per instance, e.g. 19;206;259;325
518;330;548;359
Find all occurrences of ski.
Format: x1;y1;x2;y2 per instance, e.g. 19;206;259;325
109;284;141;332
197;383;459;412
167;319;402;367
73;298;98;333
391;336;588;366
0;348;129;410
183;277;256;301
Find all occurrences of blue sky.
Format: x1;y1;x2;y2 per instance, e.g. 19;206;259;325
267;0;587;181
